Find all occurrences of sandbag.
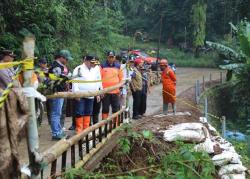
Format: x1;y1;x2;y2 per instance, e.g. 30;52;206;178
163;123;206;143
218;164;246;176
167;122;205;131
212;151;242;166
194;138;215;154
221;173;245;179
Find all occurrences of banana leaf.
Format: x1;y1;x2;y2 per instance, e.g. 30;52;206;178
219;63;245;73
206;41;244;62
238;22;250;59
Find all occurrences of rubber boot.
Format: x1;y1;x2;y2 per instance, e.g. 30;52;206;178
172;103;176;115
83;116;91;130
102;113;109;120
75;117;83;134
163;103;168;115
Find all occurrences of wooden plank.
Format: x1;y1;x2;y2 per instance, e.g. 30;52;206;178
71;145;75;167
104;124;108;137
92;130;96;148
78;140;83;159
61;151;67;172
50;159;57;178
86;135;90;154
83;130;123;171
98;127;102;142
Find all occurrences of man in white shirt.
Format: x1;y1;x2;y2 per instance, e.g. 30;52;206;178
91;57;103;124
72;55;101;134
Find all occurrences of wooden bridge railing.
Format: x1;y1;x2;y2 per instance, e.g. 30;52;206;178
40;108;128;178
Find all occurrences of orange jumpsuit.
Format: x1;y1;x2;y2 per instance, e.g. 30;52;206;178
161;67;176;104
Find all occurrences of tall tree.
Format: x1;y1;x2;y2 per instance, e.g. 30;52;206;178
191;0;207;56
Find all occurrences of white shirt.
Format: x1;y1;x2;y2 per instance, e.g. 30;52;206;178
121;63;134;95
72;63;102;98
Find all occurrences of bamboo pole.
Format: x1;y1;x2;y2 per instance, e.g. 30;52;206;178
46;81;125;99
42;108;126;165
22;36;42;178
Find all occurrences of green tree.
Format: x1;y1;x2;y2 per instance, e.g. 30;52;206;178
191;0;207;56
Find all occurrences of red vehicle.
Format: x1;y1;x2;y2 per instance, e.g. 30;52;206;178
129;50;157;64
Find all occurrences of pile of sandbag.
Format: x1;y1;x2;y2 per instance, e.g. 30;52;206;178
162;121;247;179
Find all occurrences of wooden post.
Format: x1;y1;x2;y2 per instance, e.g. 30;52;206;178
51;160;57;178
86;135;90;154
204;97;208;121
197;80;200;96
202;76;205;91
78;140;83;159
71;145;75;167
220;72;223;84
195;81;199;104
98;127;102;142
222;116;226;138
61;151;67;172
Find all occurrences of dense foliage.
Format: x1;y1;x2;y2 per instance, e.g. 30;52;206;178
206;21;250;119
1;0;250;61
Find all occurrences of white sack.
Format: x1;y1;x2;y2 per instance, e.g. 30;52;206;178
212;151;242;166
163;123;206;143
219;164;247;176
221;173;245;179
194;138;215;154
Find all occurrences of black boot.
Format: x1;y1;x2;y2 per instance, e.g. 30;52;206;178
92;114;99;124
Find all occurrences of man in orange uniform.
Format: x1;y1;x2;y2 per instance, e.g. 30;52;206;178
160;59;177;114
101;51;123;120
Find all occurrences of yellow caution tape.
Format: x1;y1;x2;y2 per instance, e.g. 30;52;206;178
36;66;126;84
0;58;34;70
0;61;22;69
22;58;34;70
0;68;22;108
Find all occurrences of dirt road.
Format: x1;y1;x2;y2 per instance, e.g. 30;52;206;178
146;67;224;115
18;68;224;166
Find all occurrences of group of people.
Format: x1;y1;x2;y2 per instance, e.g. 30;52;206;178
0;48;177;141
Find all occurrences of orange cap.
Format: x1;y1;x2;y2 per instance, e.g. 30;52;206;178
160;59;168;66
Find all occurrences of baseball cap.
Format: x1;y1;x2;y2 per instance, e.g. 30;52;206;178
84;55;95;61
0;48;16;58
58;50;73;61
106;51;115;57
134;57;144;65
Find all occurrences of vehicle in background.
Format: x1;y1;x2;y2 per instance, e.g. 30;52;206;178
129;50;157;64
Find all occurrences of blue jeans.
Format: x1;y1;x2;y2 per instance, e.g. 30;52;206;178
75;98;94;117
50;98;64;136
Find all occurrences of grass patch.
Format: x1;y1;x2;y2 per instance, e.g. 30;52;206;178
229;140;250;169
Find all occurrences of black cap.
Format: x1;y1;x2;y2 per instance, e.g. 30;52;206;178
106;51;115;57
84;55;95;61
38;58;47;64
